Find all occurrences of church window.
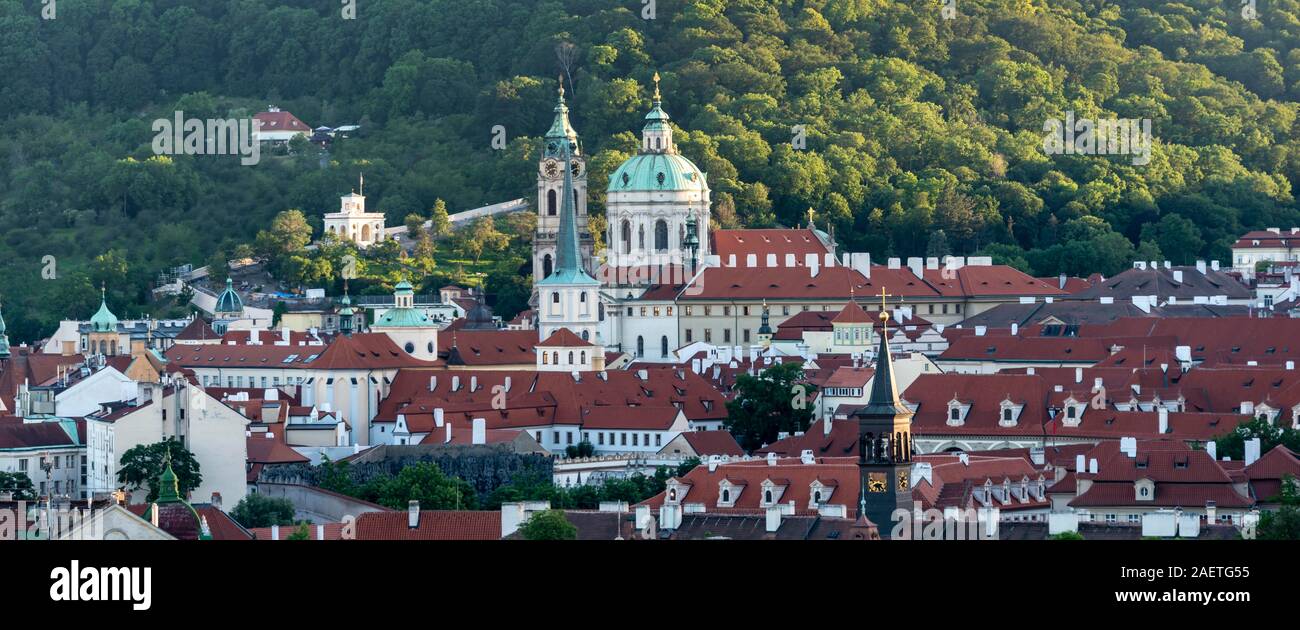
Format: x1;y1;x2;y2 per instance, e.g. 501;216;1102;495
581;330;589;341
568;351;574;364
636;336;644;357
721;489;730;502
580;292;587;303
552;292;560;304
542;353;549;365
654;220;668;251
764;489;772;503
620;221;631;254
661;336;669;358
581;351;586;363
547;189;557;216
638;225;645;250
654;137;660;150
404;342;415;354
542;255;553;279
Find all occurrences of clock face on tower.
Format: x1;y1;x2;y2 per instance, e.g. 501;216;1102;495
542;160;560;178
570;160;583;177
867;472;887;493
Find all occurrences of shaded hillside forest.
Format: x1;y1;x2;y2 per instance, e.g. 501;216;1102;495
0;0;1298;342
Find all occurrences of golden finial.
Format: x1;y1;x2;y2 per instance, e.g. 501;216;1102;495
807;207;814;225
557;74;565;100
652;72;661;101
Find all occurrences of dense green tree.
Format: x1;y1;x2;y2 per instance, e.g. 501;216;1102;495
519;509;577;540
230;493;297;529
725;362;816;451
116;438;202;503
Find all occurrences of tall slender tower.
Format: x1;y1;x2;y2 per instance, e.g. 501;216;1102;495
852;294;914;538
535;76;594;281
535;137;602;343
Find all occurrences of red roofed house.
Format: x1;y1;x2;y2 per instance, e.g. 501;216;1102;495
254;106;310;144
1231;228;1300;272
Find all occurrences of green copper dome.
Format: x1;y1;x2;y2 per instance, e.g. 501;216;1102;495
215;278;243;314
607;153;708;193
373;308;432;328
90;286;119;332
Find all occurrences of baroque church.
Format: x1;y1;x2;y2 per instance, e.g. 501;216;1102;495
532;74;725;355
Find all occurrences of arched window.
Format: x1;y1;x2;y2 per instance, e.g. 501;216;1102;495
654;220;668;252
620;220;631;254
552;292;560;304
547;189;557;216
764;489;772;503
580;351;586;363
722;489;730;502
568;351;574;364
581;329;589;341
636;336;644;357
542;254;553;279
552;351;559;364
542;352;549;364
661;335;669;358
427;342;434;353
580;292;587;303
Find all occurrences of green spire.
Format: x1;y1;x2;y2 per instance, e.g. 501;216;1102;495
544;75;580;158
157;449;181;504
338;281;355;335
90;284;119;333
537;138;599;287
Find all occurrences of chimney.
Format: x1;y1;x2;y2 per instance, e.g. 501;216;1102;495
429;375;437;391
1196;261;1207;275
765;505;782;533
472;418;486;445
1245;438;1261;466
1075;454;1085;474
766;452;777;466
1158;407;1169;434
1206;441;1217;461
408;500;420;528
451;375;460;391
1172;270;1183;283
470;375;478;392
1058;273;1067;290
210;492;222;510
1211;260;1220;271
445;422;452;444
270;524;279;540
434;407;445;427
1030;447;1045;466
500;502;527;538
1075;367;1083;384
958;452;969;466
800;449;815;465
249;328;259;344
1088;458;1098;474
907;257;923;279
1011;323;1019;336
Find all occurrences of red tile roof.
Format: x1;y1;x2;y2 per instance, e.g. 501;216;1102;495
352;510;501;540
0;421;80;449
165;333;435;370
443;330;538;366
709;228;831;264
174;318;218;341
254;110;310;133
537;328;593;347
680;430;745;456
831;300;872;324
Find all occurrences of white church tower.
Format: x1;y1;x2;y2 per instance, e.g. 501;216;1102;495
535;134;602;345
324;175;387;248
535;77;595;280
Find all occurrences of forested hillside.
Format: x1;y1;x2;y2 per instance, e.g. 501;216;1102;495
1;0;1297;341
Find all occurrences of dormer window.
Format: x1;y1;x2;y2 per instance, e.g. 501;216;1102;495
947;399;967;427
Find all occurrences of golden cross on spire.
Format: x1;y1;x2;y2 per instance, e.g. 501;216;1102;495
877;287;892;323
652;72;661;101
807;207;814;225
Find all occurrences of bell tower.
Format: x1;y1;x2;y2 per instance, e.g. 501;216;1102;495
535;76;594;281
852;289;914;538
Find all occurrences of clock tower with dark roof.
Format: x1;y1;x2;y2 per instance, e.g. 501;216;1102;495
535;76;594;282
852;291;915;538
